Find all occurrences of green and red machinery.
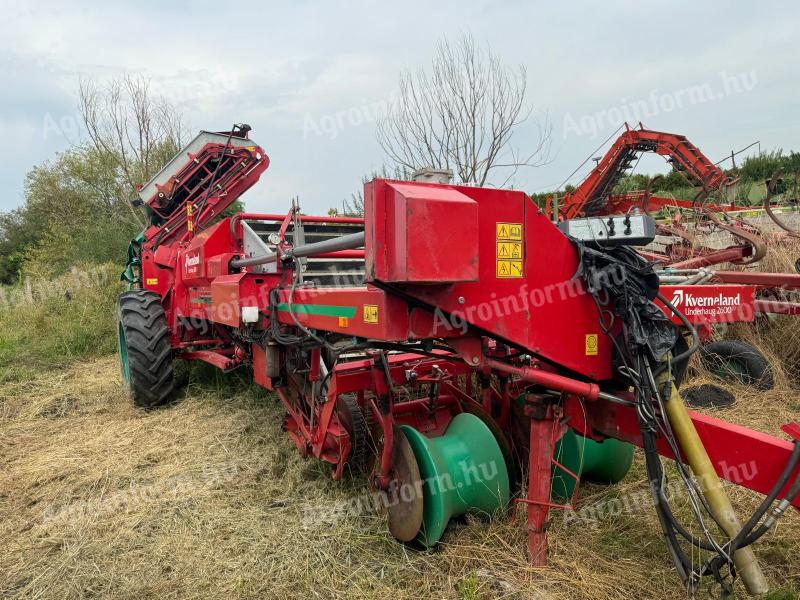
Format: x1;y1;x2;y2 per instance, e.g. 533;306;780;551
118;125;800;597
551;123;800;324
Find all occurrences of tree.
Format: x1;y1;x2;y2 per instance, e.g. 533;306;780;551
339;165;412;216
0;76;187;282
79;75;187;225
377;33;551;188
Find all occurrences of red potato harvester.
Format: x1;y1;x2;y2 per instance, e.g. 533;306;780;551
117;125;800;597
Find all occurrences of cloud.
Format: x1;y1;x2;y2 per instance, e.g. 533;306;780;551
0;0;798;214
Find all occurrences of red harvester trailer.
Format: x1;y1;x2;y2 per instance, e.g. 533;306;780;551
117;125;800;597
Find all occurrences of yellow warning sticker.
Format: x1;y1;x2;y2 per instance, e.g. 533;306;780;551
338;317;349;328
496;242;523;259
585;334;599;356
496;222;523;241
497;260;524;278
146;278;158;285
363;305;379;324
496;223;524;277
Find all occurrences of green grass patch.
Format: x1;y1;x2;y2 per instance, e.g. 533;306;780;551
0;263;122;382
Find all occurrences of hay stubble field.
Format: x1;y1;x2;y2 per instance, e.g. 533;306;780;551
1;352;798;600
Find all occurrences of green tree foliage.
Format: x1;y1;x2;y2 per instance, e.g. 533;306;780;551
0;76;186;283
736;150;800;182
0;144;163;282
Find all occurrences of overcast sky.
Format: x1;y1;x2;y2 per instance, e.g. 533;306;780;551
1;1;797;215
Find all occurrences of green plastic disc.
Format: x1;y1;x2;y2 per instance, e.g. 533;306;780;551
551;429;635;502
400;413;510;547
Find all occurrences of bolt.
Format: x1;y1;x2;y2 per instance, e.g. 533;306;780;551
458;296;465;304
471;357;479;365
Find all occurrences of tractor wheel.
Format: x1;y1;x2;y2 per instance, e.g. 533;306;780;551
700;340;774;390
117;290;176;408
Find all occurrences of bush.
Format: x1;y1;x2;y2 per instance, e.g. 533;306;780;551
21;217;139;280
0;263;122;381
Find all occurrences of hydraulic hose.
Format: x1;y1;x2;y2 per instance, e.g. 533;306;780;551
654;291;700;377
740;441;800;546
658;373;769;596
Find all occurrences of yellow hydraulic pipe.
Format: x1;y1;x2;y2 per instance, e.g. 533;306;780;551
659;371;768;596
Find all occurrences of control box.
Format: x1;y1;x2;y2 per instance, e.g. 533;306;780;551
557;214;656;246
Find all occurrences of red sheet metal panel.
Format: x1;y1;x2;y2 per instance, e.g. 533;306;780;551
369;181;479;283
210;273;245;327
658;285;756;325
275;285;411;339
366;180;613;380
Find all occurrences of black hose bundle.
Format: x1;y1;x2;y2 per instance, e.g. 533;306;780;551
571;238;800;596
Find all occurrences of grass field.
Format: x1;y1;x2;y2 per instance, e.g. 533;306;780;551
1;352;798;600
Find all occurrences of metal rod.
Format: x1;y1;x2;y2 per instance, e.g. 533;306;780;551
230;231;365;269
290;231;365;258
657;371;769;596
484;359;600;401
237;212;365;224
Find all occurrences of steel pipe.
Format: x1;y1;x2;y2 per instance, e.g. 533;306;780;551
230;231;365;269
237;212;365;224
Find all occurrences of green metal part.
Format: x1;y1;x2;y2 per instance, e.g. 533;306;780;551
121;231;145;289
551;429;635;502
400;413;510;547
118;322;131;385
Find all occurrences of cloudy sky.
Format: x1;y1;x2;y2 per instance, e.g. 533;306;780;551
1;1;797;215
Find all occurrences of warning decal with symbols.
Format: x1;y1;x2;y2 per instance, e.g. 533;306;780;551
363;305;379;324
585;334;599;356
496;223;524;277
496;222;523;241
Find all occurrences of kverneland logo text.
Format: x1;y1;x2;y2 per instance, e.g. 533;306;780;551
671;289;742;308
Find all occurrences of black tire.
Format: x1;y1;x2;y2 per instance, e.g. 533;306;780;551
117;290;176;408
699;340;774;391
680;384;737;409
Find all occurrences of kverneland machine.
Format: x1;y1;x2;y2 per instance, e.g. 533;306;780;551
117;125;800;597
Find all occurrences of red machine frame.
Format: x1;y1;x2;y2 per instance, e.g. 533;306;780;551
128;129;800;583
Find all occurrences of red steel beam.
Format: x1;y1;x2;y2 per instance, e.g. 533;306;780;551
669;248;749;270
565;397;800;508
714;270;800;289
755;300;800;315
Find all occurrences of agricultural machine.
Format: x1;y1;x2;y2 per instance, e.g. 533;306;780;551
551;123;800;381
117;125;800;597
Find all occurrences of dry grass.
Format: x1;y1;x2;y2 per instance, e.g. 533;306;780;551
1;355;798;600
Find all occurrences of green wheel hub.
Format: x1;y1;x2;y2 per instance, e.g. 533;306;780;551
551;429;635;502
400;413;510;547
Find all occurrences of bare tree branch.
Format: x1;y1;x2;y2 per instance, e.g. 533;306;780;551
78;75;187;226
377;34;551;188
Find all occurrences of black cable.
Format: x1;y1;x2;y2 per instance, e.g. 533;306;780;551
653;291;700;377
742;454;800;545
703;440;800;561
